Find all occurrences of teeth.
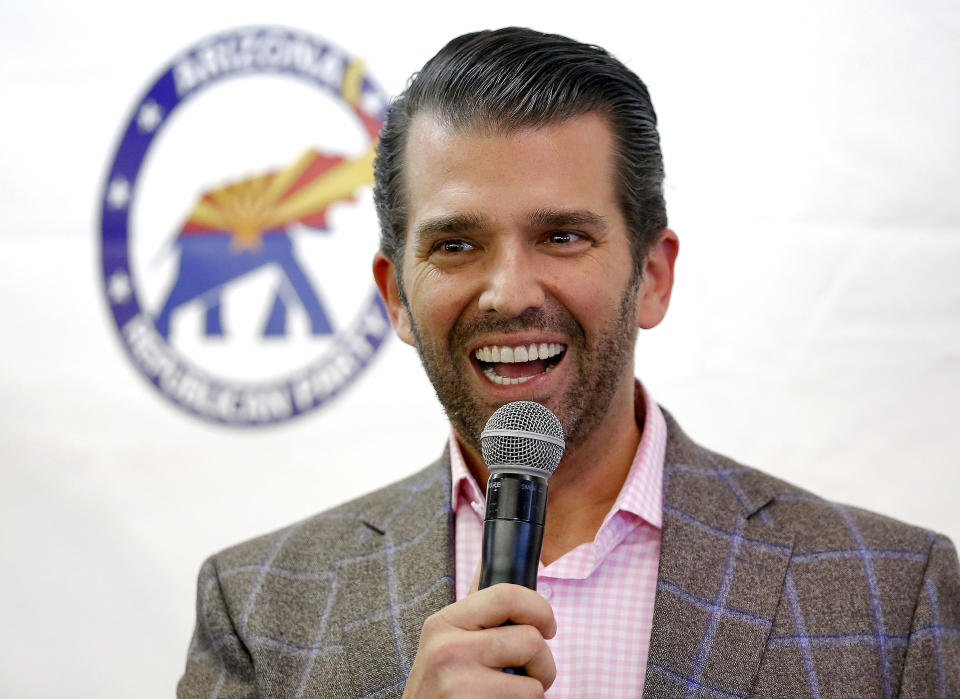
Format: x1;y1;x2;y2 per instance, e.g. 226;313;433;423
475;342;567;385
474;343;566;364
475;347;492;362
483;368;535;386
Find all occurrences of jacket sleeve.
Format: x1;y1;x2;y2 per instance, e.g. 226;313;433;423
177;557;259;699
898;534;960;697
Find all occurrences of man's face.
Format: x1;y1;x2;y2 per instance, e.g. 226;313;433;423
375;112;660;454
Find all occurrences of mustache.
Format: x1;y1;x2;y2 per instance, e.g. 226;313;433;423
449;307;585;350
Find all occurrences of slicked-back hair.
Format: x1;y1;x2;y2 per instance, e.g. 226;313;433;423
373;27;668;283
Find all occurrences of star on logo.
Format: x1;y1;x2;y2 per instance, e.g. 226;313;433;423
137;100;163;133
106;177;131;210
107;269;133;305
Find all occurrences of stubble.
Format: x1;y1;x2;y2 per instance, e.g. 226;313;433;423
406;283;640;458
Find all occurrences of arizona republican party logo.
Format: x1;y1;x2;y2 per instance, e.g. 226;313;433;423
99;27;391;426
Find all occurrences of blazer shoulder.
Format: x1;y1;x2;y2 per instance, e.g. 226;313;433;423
722;446;939;553
661;408;943;551
181;455;455;698
742;462;940;553
208;455;450;578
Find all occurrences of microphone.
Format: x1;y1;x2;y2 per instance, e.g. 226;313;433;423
478;401;564;676
478;400;565;592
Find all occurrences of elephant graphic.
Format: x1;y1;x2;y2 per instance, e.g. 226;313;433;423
153;60;382;340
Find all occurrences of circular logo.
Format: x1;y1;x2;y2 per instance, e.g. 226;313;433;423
99;27;391;426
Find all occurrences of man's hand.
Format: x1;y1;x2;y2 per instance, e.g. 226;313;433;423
403;583;557;698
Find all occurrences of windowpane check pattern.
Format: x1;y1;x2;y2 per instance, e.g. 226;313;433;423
179;404;960;697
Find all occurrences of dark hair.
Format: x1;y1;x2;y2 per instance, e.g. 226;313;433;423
373;27;667;281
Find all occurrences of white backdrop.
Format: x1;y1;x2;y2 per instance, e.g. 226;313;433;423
1;1;958;696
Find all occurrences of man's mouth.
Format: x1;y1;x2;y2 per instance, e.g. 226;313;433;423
473;343;566;385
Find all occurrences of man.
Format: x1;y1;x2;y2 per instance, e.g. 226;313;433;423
179;28;959;698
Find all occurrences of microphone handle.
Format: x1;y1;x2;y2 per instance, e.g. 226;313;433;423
478;472;549;676
479;518;544;589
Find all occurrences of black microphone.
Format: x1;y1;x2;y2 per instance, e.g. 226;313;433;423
478;401;565;675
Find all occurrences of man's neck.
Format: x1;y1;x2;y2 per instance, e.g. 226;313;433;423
539;379;642;564
457;378;643;565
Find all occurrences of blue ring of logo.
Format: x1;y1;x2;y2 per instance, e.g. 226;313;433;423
99;27;391;426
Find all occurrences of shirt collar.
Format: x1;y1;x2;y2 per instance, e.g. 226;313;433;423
606;380;664;529
449;431;485;513
448;379;665;530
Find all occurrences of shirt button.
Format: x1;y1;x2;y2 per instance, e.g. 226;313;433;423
539;583;552;599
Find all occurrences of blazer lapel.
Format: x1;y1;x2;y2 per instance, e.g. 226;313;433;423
341;455;456;698
644;414;794;698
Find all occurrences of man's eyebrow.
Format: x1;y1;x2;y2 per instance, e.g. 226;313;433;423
413;213;490;242
526;209;608;230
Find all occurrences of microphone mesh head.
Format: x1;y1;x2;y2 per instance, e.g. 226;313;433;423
480;401;565;477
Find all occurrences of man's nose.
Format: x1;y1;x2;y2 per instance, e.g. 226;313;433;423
477;243;545;317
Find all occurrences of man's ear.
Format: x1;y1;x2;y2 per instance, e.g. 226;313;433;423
372;251;415;346
635;228;679;329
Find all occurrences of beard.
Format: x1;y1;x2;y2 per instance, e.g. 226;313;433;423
405;283;640;458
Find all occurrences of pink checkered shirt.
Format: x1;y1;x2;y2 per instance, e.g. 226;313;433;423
451;382;665;697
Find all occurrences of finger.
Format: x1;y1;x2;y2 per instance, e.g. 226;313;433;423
455;668;549;699
522;634;556;691
484;668;552;699
477;625;556;690
440;583;557;638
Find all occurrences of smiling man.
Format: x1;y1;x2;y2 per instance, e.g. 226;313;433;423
179;28;959;698
374;111;674;520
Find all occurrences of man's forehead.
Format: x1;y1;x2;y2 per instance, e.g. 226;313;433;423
401;111;622;249
403;110;618;193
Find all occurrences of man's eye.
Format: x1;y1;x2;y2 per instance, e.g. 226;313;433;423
433;239;475;254
546;231;585;245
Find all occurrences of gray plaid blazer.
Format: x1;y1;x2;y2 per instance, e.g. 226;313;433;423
178;414;960;697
